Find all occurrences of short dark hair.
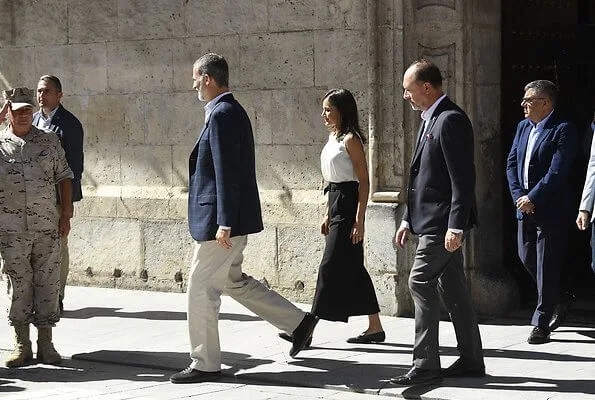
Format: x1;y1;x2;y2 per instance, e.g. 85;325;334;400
39;75;62;92
524;80;558;105
193;53;229;88
409;59;443;88
323;88;366;144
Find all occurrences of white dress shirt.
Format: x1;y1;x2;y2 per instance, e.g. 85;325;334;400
523;110;554;190
35;107;58;130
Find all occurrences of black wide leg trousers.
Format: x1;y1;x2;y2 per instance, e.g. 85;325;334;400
311;181;380;322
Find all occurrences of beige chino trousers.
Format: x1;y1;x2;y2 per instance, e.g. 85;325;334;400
187;235;305;372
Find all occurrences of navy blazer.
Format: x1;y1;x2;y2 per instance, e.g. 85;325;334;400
188;93;264;242
33;104;84;202
506;112;578;223
403;97;477;235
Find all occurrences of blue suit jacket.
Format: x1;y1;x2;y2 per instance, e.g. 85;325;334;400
188;93;263;242
33;104;84;202
506;112;578;223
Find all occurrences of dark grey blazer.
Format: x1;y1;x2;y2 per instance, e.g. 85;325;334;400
402;97;477;235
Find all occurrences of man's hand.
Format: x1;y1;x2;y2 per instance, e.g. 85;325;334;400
0;101;9;124
350;219;364;244
320;215;329;236
395;226;409;248
59;215;71;237
215;226;232;249
445;231;463;252
516;195;535;214
577;211;591;231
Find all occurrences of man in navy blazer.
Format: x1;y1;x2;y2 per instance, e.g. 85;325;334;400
170;54;317;384
33;75;84;313
393;60;484;386
506;80;578;344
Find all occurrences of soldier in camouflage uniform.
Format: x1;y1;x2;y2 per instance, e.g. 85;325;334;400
0;87;73;367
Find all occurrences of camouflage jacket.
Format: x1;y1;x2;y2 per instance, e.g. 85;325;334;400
0;125;73;232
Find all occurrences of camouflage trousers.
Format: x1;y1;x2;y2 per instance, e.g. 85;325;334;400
0;231;61;327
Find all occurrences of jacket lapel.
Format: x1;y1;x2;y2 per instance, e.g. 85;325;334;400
410;97;450;165
530;113;557;159
517;123;531;182
196;93;234;144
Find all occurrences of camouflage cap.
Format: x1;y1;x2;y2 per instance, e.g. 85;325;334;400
3;87;35;110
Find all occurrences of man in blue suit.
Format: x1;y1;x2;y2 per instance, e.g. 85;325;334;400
170;53;317;384
33;75;84;314
506;80;578;344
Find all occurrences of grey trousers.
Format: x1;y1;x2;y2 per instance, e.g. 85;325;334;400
187;235;305;372
409;234;484;370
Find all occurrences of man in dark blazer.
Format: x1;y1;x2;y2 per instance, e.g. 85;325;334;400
33;75;84;314
506;80;577;344
393;60;484;385
170;53;317;384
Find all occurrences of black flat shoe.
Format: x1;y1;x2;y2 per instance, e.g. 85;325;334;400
390;367;442;386
527;326;550;344
278;332;312;347
346;331;386;344
442;357;485;377
289;313;318;358
170;366;221;384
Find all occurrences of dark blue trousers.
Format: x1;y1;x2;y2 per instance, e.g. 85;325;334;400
517;218;566;328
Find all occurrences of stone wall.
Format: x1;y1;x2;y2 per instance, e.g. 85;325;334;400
0;0;369;302
0;0;515;316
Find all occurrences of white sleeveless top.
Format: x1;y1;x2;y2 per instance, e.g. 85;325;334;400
320;134;358;182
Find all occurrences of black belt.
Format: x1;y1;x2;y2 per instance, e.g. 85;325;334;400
323;181;358;194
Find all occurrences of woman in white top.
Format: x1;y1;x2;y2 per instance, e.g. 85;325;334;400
279;89;385;346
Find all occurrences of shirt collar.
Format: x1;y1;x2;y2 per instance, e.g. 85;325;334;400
40;106;59;121
529;109;554;130
421;94;447;122
204;91;231;121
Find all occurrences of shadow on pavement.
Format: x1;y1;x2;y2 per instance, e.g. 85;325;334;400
0;358;171;389
72;350;275;373
0;378;26;393
401;375;595;399
62;307;261;322
237;357;408;394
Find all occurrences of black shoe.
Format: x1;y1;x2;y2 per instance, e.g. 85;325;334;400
169;366;221;384
278;332;312;347
442;357;485;378
527;326;550;344
346;331;386;344
390;367;442;386
289;313;318;358
549;292;576;331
